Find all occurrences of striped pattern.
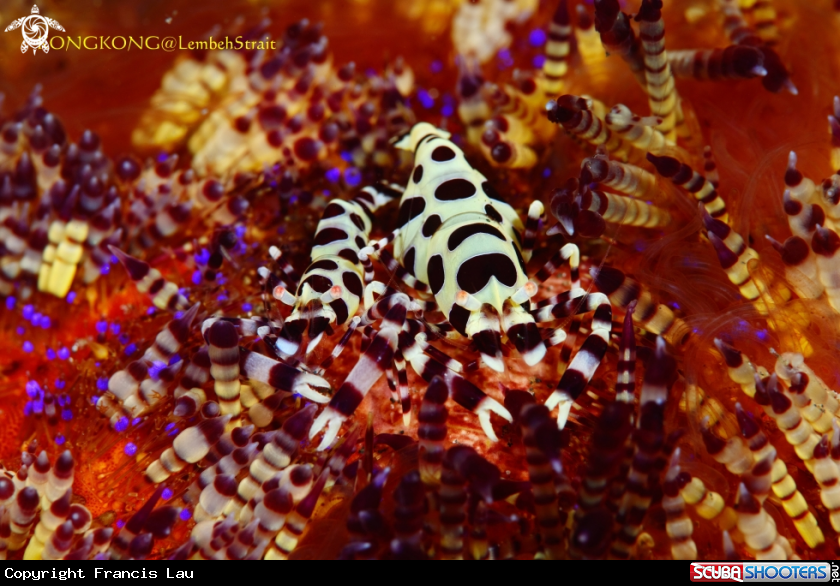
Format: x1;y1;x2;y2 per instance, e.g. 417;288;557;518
145;415;231;483
735;483;788;560
745;0;780;44
174;347;211;399
544;303;612;429
542;0;573;97
810;225;840;312
519;403;566;559
239;349;329;404
718;0;794;94
668;45;767;80
485;80;555;143
591;266;689;346
577;401;633;517
479;122;538;169
611;337;676;559
237;406;316;513
647;153;728;221
144;303;200;365
615;305;637;403
812;435;840;540
762;375;820;464
547;95;630;158
206;320;242;416
715;343;826;548
661;450;698;560
605;104;669;154
593;0;646;84
309;322;399;450
418;377;449;490
774;352;840;420
636;0;679;139
582;155;659;199
266;470;329;559
702;211;770;313
109;246;189;312
579;187;671;230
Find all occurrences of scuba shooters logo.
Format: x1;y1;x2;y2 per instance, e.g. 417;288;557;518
4;4;65;54
690;562;839;583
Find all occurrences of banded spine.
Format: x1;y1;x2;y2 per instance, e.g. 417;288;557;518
604;104;668;154
662;450;697;560
635;0;680;140
109;246;189;312
542;0;573;97
647;153;728;221
547;95;632;159
667;45;767;81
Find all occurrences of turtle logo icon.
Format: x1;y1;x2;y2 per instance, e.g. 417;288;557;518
4;5;65;55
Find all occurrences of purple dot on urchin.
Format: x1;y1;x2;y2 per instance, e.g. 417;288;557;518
532;55;546;69
430;60;443;73
55;434;66;446
344;167;362;187
191;270;202;285
325;167;341;183
22;304;34;320
5;297;15;310
417;89;434;109
125;343;137;356
66;292;77;304
45;348;56;360
116;519;126;529
96;377;108;391
529;28;547;47
22;341;34;353
161;488;173;501
441;104;454;118
96;321;108;334
25;381;40;398
179;509;192;521
111;323;120;335
61;409;73;421
115;417;129;433
15;326;25;336
31;313;42;327
55;379;66;390
40;316;51;329
242;303;253;312
124;443;138;457
195;248;211;265
58;347;70;360
131;417;142;427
